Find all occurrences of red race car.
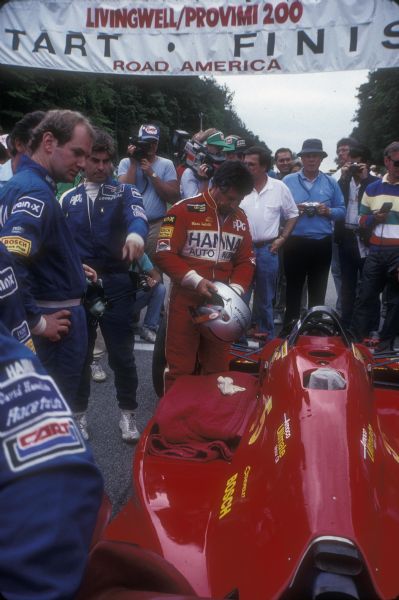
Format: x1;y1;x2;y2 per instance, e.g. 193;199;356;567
81;307;399;600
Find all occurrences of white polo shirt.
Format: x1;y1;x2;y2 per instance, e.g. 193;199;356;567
240;177;298;243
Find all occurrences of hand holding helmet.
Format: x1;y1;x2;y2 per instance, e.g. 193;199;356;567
190;281;251;342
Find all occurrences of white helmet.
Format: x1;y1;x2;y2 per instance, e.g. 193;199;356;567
191;281;251;342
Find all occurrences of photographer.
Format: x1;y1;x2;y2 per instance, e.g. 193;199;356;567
180;130;233;199
281;139;345;330
350;141;399;353
335;144;380;330
118;124;179;261
61;128;148;442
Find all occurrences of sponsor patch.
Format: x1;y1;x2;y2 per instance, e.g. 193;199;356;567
159;225;174;238
156;239;171;252
69;193;82;206
187;203;206;213
0;236;31;257
162;215;176;225
11;196;44;219
131;206;147;220
129;187;143;199
0;372;83;472
232;219;246;232
0;266;18;299
4;417;85;472
11;321;30;344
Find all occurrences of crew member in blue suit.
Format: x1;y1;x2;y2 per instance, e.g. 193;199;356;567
0;110;96;408
0;241;34;351
0;321;103;600
61;128;148;442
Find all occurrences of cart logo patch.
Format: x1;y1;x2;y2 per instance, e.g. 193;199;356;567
11;321;30;344
4;417;85;472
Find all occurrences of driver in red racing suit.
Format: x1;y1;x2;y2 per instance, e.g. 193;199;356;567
154;160;255;391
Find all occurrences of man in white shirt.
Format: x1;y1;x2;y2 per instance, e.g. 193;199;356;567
240;146;298;340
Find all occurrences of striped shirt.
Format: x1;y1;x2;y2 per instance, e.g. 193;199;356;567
359;174;399;247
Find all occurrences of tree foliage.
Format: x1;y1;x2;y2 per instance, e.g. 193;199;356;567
351;68;399;164
0;66;263;159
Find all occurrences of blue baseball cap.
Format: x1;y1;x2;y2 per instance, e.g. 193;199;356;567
138;124;160;141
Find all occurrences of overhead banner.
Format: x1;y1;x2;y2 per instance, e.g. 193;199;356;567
1;0;399;76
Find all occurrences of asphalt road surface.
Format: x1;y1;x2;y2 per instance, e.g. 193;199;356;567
86;337;158;517
89;276;339;517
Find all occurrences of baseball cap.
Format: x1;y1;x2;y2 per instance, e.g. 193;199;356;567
138;124;160;141
223;134;246;154
206;130;235;151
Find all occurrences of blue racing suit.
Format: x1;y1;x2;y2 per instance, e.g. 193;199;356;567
0;241;34;351
61;178;148;412
0;154;88;407
0;321;103;600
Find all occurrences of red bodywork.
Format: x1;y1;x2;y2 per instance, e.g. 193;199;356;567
93;313;399;599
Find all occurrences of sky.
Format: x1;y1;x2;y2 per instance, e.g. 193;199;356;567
215;69;369;171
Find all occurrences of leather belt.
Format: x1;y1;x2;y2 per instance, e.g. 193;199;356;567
35;298;82;308
253;238;276;248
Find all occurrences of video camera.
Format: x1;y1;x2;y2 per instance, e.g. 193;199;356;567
128;136;153;161
184;139;225;179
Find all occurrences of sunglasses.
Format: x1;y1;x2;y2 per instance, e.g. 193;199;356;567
388;157;399;167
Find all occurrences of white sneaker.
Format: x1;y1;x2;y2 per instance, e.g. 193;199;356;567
74;412;89;441
140;327;157;343
91;361;107;382
119;410;140;442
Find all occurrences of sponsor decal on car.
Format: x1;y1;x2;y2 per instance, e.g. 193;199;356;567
11;196;44;219
241;465;251;499
219;472;238;519
0;266;18;299
0;236;31;256
361;423;376;462
274;412;291;463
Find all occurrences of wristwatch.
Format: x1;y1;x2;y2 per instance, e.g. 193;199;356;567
151;172;157;179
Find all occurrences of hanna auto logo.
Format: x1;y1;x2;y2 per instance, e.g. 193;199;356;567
4;417;85;472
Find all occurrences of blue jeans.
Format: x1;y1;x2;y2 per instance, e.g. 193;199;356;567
244;244;279;339
132;282;166;331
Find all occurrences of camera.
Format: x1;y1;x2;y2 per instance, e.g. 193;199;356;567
84;279;108;318
184;140;225;179
129;264;151;293
302;202;320;217
349;162;362;176
128;136;153;161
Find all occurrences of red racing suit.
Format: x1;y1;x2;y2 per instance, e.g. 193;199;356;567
154;189;255;390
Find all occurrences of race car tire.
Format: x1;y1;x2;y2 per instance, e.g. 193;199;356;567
152;315;166;397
